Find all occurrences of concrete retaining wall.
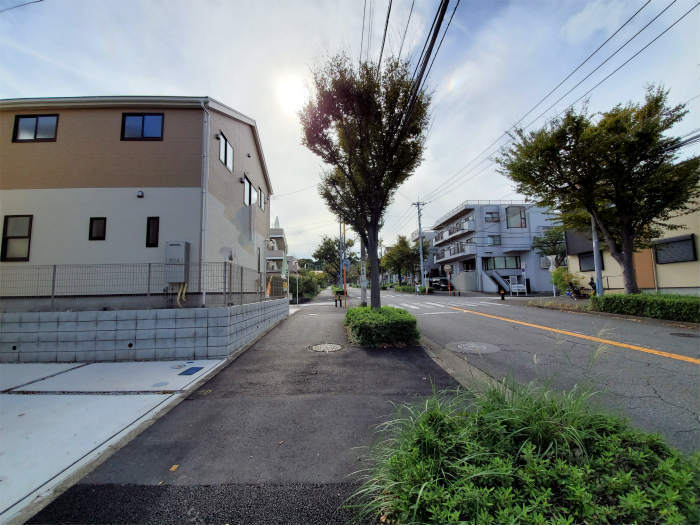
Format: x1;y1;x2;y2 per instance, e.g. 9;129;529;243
0;299;288;363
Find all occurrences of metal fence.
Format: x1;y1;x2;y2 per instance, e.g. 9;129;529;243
0;262;287;307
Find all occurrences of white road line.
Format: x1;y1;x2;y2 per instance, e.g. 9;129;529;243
425;302;447;308
417;311;461;315
400;303;420;310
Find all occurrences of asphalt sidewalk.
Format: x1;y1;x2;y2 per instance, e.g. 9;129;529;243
28;290;457;524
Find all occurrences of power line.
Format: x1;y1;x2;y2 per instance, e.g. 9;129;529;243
377;0;393;69
0;0;42;14
419;0;461;95
422;0;691;204
360;0;367;64
398;0;415;60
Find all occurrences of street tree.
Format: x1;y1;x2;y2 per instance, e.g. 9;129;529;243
300;54;430;307
531;226;567;268
312;235;357;283
382;236;413;283
498;87;699;293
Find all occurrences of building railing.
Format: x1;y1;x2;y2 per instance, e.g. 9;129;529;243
0;261;286;306
435;241;477;263
433;200;530;230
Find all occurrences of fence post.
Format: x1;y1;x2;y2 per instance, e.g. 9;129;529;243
240;266;244;306
147;263;152;296
223;261;228;306
50;264;57;309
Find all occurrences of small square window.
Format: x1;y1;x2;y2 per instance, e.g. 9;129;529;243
121;113;163;140
146;217;159;247
89;217;106;240
2;215;33;261
13;115;58;142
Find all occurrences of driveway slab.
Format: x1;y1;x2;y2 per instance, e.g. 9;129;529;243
0;363;84;391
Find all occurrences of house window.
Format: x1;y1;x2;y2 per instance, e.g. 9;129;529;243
1;215;33;261
244;177;251;205
482;256;521;270
654;234;696;264
146;217;160;247
219;132;233;172
463;259;476;271
485;211;500;223
89;217;106;240
13;115;58;142
506;206;527;228
258;187;265;211
578;251;603;272
487;235;501;246
257;247;261;272
121;113;163;140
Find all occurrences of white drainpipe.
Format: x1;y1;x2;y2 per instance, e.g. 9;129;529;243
199;101;210;306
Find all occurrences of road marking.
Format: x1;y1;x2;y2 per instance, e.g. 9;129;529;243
426;302;447;308
400;303;420;310
448;306;700;365
479;301;509;307
417;311;461;315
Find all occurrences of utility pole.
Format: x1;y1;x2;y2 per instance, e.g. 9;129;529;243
360;238;367;306
590;214;604;296
338;220;343;287
412;200;427;290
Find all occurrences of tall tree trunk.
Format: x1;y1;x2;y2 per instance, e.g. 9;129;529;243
367;224;381;309
620;233;640;294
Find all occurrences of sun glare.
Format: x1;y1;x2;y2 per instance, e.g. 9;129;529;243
276;74;307;116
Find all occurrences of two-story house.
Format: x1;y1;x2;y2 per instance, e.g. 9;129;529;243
0;96;273;306
431;200;554;293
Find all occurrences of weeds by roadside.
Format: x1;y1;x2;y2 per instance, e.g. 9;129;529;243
349;383;700;525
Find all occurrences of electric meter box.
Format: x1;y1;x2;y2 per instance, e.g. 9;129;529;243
165;241;190;284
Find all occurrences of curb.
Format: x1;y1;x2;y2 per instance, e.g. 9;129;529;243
5;313;289;525
420;335;502;394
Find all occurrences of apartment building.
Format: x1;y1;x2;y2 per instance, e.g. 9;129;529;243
266;217;287;276
431;201;554;293
566;208;699;295
0;96;273;305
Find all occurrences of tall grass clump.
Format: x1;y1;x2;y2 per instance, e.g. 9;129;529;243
350;384;699;524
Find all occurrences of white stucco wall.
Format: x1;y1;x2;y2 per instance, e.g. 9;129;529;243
0;187;201;265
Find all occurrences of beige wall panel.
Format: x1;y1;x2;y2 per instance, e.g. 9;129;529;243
206;111;270;256
633;249;655;289
0;187;201;265
0;108;202;189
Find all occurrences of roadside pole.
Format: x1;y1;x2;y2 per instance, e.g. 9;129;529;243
590;214;604;296
360;238;367;306
296;271;299;304
338;221;343;287
413;200;427;292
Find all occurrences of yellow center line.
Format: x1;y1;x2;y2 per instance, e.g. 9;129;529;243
448;306;700;365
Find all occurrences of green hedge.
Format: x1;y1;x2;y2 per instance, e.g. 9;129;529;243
352;384;700;525
393;285;434;294
591;293;700;323
345;306;420;346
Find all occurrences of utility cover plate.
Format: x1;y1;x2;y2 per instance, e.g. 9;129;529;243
308;343;343;353
446;342;500;355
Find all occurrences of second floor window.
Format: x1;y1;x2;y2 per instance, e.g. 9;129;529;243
121;113;163;140
219;133;233;171
1;215;33;262
258;187;265;211
13;115;58;142
485;211;500;222
506;206;527;228
244;177;251;206
487;235;501;246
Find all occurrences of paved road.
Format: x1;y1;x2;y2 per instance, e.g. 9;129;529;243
381;290;699;453
29;290;456;525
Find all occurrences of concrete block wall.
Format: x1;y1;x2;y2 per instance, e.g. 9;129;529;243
0;299;288;363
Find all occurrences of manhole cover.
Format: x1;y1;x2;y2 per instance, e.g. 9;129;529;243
308;343;343;353
446;342;500;355
669;332;699;338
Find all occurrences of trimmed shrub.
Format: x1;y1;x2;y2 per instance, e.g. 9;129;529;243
351;384;700;525
551;266;580;294
591;293;700;323
345;306;420;346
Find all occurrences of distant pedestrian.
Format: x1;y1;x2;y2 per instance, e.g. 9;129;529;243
415;283;420;295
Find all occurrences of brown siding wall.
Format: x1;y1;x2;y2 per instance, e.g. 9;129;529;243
0;108;202;189
633;249;656;289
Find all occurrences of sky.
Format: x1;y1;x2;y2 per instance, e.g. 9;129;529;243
1;0;698;258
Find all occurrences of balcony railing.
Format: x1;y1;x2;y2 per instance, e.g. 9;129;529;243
435;219;475;246
434;241;477;263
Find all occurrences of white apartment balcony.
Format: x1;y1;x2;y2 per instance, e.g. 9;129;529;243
434;219;476;246
266;249;285;259
434;242;477;263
